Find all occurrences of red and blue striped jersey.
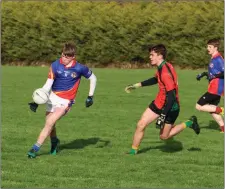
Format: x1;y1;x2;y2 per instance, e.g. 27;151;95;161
208;53;224;96
48;58;92;100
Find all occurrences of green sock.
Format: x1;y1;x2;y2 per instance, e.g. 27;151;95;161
129;148;138;155
184;120;193;127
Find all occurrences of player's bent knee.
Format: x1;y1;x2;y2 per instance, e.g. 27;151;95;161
45;119;57;129
160;135;169;140
195;104;202;111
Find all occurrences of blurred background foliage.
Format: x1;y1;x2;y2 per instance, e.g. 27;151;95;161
1;1;224;68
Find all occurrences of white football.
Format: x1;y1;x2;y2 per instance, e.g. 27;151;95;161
32;88;49;104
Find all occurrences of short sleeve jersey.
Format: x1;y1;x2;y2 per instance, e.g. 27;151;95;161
48;58;92;100
153;61;179;110
208;53;224;96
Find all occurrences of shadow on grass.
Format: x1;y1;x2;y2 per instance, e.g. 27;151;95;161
35;137;110;157
138;138;183;154
59;137;111;151
187;147;201;152
201;120;220;131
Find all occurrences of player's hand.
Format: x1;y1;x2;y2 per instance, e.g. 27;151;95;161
28;102;39;112
125;83;140;93
156;114;166;129
196;73;202;81
196;72;208;81
85;96;93;108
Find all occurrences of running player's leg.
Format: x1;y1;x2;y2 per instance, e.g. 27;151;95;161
37;108;66;145
209;97;224;133
132;108;159;147
129;103;160;154
211;113;224;133
197;93;224;132
48;99;73;155
160;110;181;140
27;107;66;158
48;114;60;154
196;92;223;115
160;110;200;140
166;116;200;138
160;123;173;140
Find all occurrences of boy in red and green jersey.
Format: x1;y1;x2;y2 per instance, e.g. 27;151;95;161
125;44;200;155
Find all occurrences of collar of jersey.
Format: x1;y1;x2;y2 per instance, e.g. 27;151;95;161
59;58;76;68
157;60;166;69
211;52;221;59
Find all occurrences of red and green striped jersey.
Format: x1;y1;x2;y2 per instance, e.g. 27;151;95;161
153;61;179;110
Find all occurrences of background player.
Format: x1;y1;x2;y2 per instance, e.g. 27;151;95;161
27;42;97;158
125;44;200;155
196;39;224;133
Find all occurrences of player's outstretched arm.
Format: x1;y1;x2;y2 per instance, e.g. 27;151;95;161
86;73;97;108
141;77;158;86
125;77;158;93
42;78;54;93
125;83;141;93
196;72;208;81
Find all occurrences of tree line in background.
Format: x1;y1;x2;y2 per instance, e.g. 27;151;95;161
1;1;224;68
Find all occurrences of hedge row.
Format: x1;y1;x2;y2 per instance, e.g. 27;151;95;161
2;1;224;68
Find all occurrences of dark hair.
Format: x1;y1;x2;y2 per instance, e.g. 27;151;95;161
207;39;220;48
149;44;167;59
62;42;76;57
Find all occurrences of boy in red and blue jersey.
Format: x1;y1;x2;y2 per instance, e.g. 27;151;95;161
48;56;92;101
27;42;97;158
125;44;200;155
196;39;224;133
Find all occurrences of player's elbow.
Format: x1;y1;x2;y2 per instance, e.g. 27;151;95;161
94;75;97;82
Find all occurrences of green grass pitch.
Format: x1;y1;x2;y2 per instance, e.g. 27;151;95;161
1;66;224;188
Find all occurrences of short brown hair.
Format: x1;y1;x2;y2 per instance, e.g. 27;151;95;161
207;39;220;48
149;44;167;59
62;42;76;57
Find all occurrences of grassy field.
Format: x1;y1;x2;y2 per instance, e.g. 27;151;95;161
1;66;224;188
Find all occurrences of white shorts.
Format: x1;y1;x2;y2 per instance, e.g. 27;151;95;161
46;91;74;113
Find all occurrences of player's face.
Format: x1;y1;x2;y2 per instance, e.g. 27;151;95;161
149;51;162;66
61;54;75;65
207;45;217;55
